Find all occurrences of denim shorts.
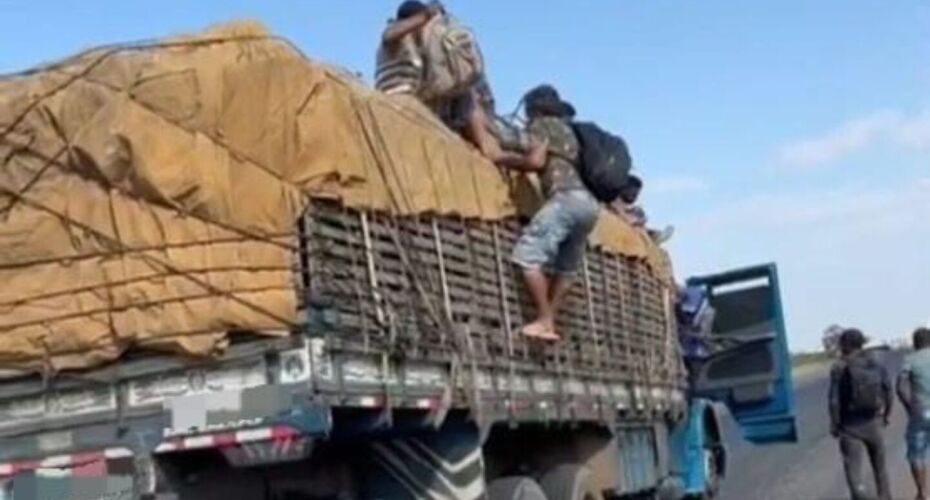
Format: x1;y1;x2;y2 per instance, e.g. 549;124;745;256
908;415;930;463
511;189;600;275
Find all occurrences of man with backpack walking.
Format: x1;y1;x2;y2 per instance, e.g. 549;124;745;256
829;328;893;500
509;85;633;341
897;327;930;500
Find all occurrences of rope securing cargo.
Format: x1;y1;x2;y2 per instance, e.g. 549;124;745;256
0;21;673;375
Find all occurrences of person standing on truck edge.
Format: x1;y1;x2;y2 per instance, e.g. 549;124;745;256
829;328;893;500
377;2;543;168
897;327;930;500
375;1;435;95
509;85;598;341
676;284;716;362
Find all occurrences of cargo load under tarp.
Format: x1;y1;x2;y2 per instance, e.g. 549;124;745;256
0;21;670;372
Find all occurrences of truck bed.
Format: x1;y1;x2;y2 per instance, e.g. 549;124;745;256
0;199;686;465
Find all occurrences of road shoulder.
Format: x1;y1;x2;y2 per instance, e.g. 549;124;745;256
792;359;833;385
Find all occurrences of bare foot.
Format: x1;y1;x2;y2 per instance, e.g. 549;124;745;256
522;320;560;341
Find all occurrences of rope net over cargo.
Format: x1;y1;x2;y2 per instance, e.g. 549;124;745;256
0;21;674;375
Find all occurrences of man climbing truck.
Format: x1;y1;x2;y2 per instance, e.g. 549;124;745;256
0;25;796;499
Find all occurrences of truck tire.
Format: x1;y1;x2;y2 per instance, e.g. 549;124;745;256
686;447;721;499
486;477;549;500
701;447;721;499
538;465;602;500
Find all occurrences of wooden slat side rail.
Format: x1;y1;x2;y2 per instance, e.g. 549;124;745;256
303;200;683;391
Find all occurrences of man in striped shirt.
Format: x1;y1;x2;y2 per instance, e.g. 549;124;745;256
375;1;436;96
376;2;545;169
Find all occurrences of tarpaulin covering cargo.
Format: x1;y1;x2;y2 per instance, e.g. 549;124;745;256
0;22;670;373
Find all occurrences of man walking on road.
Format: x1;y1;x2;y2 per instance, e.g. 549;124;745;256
829;328;893;500
897;327;930;500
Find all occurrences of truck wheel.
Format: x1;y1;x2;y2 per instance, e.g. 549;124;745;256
701;447;720;499
538;465;602;500
486;477;549;500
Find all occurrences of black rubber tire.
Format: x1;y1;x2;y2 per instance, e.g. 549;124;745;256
486;476;549;500
538;465;602;500
701;447;721;499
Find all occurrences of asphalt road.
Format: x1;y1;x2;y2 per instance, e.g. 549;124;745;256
717;350;916;500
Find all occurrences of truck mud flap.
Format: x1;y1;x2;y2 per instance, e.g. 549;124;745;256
613;427;660;496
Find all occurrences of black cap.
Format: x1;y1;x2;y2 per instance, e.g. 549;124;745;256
523;84;576;118
397;1;428;19
914;327;930;349
840;328;867;351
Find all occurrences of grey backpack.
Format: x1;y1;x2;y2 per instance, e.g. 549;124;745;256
420;15;484;100
844;357;883;414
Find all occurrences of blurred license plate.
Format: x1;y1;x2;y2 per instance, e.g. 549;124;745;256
165;388;265;437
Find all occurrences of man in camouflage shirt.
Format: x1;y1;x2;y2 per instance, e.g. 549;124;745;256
508;85;600;341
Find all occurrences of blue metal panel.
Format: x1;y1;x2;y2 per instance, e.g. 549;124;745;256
274;402;332;437
687;263;798;444
758;265;798;442
669;399;719;496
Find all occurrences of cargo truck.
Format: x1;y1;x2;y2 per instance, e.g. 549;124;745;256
0;26;797;500
0;201;797;499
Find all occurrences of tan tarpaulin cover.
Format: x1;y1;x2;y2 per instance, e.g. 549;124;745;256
0;22;671;373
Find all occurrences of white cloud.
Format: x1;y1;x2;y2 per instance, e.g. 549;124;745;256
646;175;709;196
689;181;930;232
669;180;930;351
894;109;930;149
778;108;930;167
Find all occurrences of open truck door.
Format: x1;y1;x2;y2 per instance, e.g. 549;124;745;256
687;263;798;444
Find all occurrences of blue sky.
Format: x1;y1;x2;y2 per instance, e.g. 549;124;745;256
1;1;927;350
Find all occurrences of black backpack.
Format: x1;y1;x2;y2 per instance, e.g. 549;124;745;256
571;122;633;203
843;357;884;415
